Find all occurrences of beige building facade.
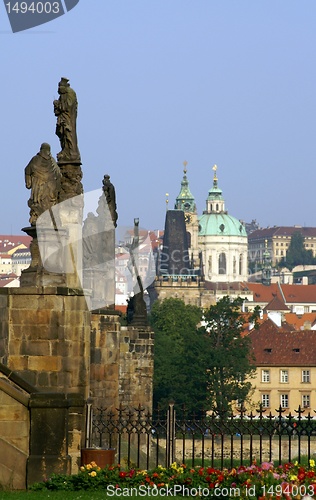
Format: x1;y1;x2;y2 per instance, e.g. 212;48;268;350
248;320;316;415
248;226;316;267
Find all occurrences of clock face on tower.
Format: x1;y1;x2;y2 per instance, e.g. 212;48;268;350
184;202;191;211
184;213;192;224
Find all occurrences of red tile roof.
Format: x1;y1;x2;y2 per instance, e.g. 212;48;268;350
249;320;316;366
264;295;290;312
281;284;316;304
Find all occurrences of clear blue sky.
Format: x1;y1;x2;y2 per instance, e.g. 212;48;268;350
1;1;316;236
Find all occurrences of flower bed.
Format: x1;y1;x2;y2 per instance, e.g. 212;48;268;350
30;460;316;499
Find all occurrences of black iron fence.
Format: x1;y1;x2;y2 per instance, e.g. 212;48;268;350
88;403;316;469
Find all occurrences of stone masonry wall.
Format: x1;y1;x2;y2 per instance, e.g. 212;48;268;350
0;378;29;490
119;326;154;410
0;287;91;399
89;315;154;412
90;311;121;409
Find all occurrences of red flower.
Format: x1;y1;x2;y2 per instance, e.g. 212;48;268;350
207;467;216;474
119;471;127;478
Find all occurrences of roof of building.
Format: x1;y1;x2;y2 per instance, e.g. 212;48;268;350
242;282;316;305
283;312;316;330
263;295;290;312
249;320;316;366
281;284;316;304
0;235;31;250
248;226;316;240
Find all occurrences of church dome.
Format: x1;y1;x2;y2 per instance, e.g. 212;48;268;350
199;212;247;237
199;164;246;237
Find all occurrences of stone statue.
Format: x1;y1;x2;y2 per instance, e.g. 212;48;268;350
53;77;81;163
102;174;118;228
127;219;148;326
25;143;62;226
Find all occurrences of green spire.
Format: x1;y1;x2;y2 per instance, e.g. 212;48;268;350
205;164;225;213
175;161;196;212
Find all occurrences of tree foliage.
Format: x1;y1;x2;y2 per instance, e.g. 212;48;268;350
199;296;258;415
279;231;316;270
150;296;258;415
149;298;204;412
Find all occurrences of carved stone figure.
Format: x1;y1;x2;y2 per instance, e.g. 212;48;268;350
25;143;61;225
102;174;118;228
53;77;81;163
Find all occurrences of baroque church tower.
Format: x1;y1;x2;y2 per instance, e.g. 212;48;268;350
198;165;248;283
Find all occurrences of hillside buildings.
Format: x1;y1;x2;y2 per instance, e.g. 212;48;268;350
248;226;316;267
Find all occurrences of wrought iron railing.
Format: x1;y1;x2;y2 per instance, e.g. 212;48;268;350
88;403;316;469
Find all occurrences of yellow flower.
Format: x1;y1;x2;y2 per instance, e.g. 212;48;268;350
289;474;298;481
310;459;315;467
89;471;97;477
80;466;85;472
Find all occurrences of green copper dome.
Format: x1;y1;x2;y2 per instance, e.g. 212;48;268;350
199;212;247;237
199;164;247;237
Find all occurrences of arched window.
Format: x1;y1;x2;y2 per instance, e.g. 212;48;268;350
218;253;226;274
233;256;236;274
239;254;243;275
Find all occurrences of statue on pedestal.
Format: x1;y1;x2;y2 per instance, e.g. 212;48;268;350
53;77;81;163
25;143;61;226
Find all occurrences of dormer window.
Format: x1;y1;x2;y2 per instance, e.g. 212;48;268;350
264;348;272;353
293;348;300;353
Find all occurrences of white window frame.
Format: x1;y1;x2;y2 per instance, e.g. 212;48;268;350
280;394;289;409
262;369;270;383
261;394;270;408
302;394;310;409
302;370;310;383
280;369;288;383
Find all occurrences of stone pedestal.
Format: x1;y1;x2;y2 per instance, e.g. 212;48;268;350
20;226;68;287
27;393;85;486
0;287;91;399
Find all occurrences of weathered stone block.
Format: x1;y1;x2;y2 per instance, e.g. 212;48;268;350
28;356;61;372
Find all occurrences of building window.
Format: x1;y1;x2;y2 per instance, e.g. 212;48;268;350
302;394;310;408
280;370;288;383
218;253;226;275
280;394;289;408
262;369;270;383
302;370;310;383
239;254;243;275
261;394;270;408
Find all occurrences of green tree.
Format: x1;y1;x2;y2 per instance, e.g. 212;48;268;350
198;296;258;415
150;296;258;415
149;298;204;412
279;231;316;270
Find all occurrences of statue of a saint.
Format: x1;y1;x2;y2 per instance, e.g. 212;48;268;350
53;77;81;163
102;174;118;228
25;143;62;226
